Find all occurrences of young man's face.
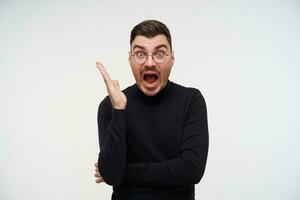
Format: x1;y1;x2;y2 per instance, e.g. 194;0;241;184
129;34;175;96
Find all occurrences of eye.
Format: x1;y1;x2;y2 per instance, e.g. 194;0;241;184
135;51;146;59
154;51;166;59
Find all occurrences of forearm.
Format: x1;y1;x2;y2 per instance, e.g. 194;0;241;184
123;137;208;186
98;106;127;186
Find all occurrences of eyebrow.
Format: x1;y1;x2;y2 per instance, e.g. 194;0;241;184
132;44;169;51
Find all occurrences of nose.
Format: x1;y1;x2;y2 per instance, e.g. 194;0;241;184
144;54;155;66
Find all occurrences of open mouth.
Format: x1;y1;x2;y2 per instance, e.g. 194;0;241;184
143;73;158;84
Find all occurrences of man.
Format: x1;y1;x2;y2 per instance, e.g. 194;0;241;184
94;20;209;200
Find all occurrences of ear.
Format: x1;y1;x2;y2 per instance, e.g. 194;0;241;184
128;51;132;65
171;51;175;66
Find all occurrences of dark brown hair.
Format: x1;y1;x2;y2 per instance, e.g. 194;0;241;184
130;20;172;50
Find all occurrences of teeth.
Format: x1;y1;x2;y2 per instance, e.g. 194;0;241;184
143;73;157;77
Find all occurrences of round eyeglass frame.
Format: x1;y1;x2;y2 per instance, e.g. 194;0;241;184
130;51;170;64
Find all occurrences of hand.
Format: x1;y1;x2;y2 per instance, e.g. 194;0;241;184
96;60;127;110
94;162;105;184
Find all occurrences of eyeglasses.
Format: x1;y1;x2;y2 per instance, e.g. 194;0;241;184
130;51;170;64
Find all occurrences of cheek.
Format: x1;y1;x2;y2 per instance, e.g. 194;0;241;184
131;65;141;80
161;64;173;78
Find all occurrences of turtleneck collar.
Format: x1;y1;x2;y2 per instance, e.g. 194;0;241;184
133;80;173;103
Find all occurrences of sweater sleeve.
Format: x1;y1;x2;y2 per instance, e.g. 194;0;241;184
97;98;127;186
123;90;209;185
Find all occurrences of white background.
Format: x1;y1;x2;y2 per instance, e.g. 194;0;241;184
1;0;299;199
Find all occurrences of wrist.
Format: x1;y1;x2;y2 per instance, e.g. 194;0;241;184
113;105;126;110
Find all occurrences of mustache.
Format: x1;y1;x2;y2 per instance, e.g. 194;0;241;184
141;69;160;75
142;65;159;72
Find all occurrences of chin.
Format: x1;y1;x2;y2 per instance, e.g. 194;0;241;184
140;84;162;96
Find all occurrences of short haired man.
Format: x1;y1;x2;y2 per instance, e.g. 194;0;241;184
94;20;209;200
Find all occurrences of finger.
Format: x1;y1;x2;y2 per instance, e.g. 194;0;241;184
96;60;112;83
95;179;104;183
95;167;99;173
94;162;98;167
95;177;105;183
94;173;101;178
113;79;120;91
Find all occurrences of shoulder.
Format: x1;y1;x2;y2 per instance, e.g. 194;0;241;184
97;96;111;119
171;81;205;101
170;82;208;120
99;95;110;109
170;82;207;113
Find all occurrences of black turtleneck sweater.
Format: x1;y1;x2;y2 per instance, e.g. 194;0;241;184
97;80;209;200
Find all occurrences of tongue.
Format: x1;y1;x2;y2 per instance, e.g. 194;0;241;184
144;74;157;84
